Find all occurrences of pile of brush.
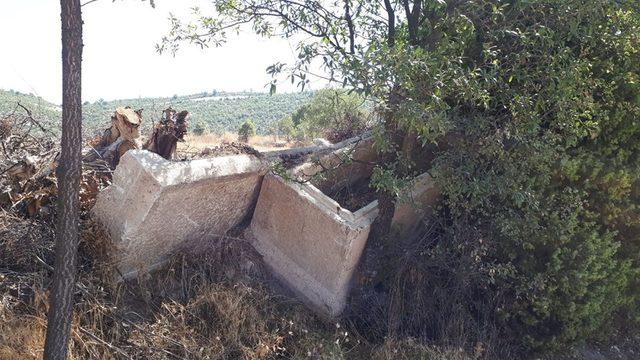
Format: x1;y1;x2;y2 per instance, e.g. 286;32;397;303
0;105;111;219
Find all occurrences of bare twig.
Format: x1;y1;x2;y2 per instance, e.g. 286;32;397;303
17;102;52;134
76;326;131;358
81;0;101;7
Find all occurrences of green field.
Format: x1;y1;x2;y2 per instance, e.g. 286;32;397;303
0;89;314;135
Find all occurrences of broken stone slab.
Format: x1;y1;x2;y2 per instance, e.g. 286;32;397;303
391;172;440;238
247;172;378;318
246;137;379;317
93;149;266;278
92;134;373;280
92;132;439;319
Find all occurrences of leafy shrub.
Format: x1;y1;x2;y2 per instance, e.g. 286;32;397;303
237;119;256;142
284;89;369;142
192;121;207;135
276;115;295;141
414;0;640;352
352;0;640;353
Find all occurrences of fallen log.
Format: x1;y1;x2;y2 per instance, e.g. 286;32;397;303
261;131;372;170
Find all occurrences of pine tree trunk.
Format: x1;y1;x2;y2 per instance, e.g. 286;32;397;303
43;1;83;358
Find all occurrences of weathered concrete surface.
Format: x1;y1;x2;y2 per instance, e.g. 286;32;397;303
248;136;379;317
392;172;440;238
293;136;377;194
94;150;266;278
247;173;377;317
248;136;440;318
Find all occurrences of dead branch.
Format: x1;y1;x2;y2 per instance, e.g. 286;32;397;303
16;102;52;134
143;107;190;160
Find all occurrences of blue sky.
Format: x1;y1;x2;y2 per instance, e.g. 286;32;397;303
0;0;324;104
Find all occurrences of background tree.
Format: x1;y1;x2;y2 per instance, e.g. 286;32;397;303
237;119;256;142
275;89;368;142
297;89;368;142
291;103;310;128
191;120;207;136
276;115;295;141
44;0;83;358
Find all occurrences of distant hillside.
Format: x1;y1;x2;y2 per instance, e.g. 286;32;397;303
0;89;62;122
0;89;314;135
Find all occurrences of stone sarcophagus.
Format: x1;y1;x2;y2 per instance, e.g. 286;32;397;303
93;150;266;278
247;172;378;317
247;139;439;317
94;135;439;318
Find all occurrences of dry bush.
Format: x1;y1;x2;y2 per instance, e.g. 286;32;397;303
0;314;46;359
0;220;362;359
387;225;502;345
117;238;357;359
348;215;514;360
372;338;472;360
0;211;55;272
178;132;306;155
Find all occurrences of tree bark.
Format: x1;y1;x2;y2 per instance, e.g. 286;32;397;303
44;1;83;359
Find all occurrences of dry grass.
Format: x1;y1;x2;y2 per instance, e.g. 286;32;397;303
371;339;473;360
177;132;308;155
0;212;359;359
0;208;481;359
0;314;47;359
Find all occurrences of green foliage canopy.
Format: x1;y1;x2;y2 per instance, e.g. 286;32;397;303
280;89;369;142
410;0;640;351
